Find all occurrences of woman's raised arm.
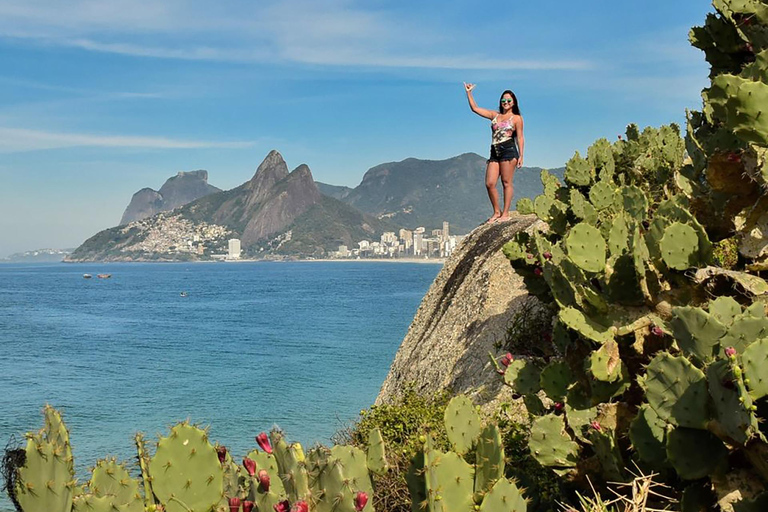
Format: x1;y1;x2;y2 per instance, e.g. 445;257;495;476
464;83;496;120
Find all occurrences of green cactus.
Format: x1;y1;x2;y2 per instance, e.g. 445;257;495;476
366;427;389;476
743;338;768;399
670;306;728;362
529;415;580;469
709;296;743;326
516;197;534;215
588;180;616;211
564;151;593;187
473;424;505;503
586;340;622;382
569;189;598;224
558;307;614;343
719;310;768;354
14;434;76;512
589;428;626;482
443;395;482;455
478;478;527;512
539;360;572;402
148;423;224;512
628;404;668;467
424;449;474;512
503;359;542;395
666;428;728;480
565;222;607;273
642;352;709;429
707;359;758;445
660;222;701;270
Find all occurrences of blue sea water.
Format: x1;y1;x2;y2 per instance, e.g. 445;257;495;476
0;261;440;511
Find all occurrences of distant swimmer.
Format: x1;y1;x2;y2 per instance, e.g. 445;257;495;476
463;83;525;224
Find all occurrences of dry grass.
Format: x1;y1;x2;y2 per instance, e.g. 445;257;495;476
564;466;677;512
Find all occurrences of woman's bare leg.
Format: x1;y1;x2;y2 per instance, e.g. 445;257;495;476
485;161;501;223
498;159;517;220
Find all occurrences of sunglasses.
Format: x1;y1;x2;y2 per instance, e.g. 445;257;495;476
500;99;514;104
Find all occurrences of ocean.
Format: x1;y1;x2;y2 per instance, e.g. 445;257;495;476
0;261;440;510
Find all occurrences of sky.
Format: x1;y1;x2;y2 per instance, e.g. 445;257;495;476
0;0;714;257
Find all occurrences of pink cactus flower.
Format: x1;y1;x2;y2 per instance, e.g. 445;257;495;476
725;346;737;358
242;501;254;512
243;457;256;477
217;446;228;465
256;432;273;454
228;497;241;512
501;353;513;367
273;500;290;512
258;469;270;491
291;501;309;512
354;491;369;512
590;421;602;432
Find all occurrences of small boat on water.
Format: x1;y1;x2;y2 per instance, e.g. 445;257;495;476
97;274;112;279
180;291;188;297
83;274;92;279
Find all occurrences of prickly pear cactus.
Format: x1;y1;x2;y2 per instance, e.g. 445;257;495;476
148;422;224;512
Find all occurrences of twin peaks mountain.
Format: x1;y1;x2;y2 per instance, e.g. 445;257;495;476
68;151;559;261
68;152;389;261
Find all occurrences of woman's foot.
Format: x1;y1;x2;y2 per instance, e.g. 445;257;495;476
497;214;511;222
486;213;501;224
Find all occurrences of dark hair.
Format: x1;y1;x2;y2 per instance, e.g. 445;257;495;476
498;90;521;115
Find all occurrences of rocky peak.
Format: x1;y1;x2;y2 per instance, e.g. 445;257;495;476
245;150;290;206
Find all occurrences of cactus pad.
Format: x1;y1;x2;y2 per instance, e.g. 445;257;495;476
149;423;224;512
707;359;757;445
15;434;75;512
719;312;768;354
565;223;606;272
424;450;474;512
366;428;389;476
539;360;573;401
589;180;615;210
529;415;579;468
504;359;541;395
666;427;728;480
643;352;709;429
660;222;700;270
473;424;505;502
558;307;614;343
89;458;142;508
515;197;534;215
709;296;743;326
444;395;482;455
586;340;622;382
743;338;768;399
628;404;668;467
564;152;593;186
478;478;527;512
670;306;727;362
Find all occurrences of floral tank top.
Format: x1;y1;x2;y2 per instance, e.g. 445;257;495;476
491;114;515;145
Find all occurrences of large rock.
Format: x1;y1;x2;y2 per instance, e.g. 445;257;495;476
375;213;541;407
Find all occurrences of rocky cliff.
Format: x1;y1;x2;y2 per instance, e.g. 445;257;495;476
375;213;541;407
120;170;221;225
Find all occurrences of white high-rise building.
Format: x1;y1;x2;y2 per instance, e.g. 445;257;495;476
228;239;241;259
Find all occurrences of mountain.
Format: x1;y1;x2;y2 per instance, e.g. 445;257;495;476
68;151;391;261
1;248;72;263
316;182;353;200
120;170;221;225
340;153;563;233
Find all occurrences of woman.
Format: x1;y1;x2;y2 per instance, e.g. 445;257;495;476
464;83;525;223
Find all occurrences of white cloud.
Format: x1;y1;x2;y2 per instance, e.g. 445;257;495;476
0;0;591;71
0;127;256;152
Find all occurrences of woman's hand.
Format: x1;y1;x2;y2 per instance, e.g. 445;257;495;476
517;157;524;169
463;82;475;93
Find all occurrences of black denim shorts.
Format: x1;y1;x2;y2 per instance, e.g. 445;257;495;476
488;140;520;163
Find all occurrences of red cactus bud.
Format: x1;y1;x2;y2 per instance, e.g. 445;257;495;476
554;402;564;411
258;469;270;491
534;267;543;276
501;353;513;367
243;457;256;477
242;501;254;512
291;501;309;512
229;497;241;512
274;500;290;512
256;432;273;454
590;421;602;432
650;325;663;337
543;251;552;261
217;446;228;464
496;368;506;375
725;346;737;358
354;491;369;512
617;134;622;140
